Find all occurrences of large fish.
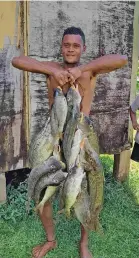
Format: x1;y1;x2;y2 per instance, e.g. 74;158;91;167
61;161;85;217
26;156;63;212
28;117;54;168
34;170;68;204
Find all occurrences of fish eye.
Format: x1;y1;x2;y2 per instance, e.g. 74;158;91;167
50;165;55;169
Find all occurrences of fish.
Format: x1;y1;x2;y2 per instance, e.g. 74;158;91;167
62;115;78;166
50;106;59;139
26;156;63;212
84;138;103;172
53;86;68;140
66;87;74;124
35;186;58;214
74;177;92;231
68;128;83;170
61;161;85;218
77;114;100;154
34;170;68;204
28;117;54;168
63;85;82;165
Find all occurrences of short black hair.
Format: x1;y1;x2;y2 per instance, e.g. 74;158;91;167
62;26;85;45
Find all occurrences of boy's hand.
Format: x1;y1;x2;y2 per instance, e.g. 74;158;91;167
52;68;75;86
133;122;139;131
67;67;82;82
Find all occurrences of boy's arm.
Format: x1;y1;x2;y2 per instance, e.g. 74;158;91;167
130;107;139;131
12;55;55;75
130;95;139;131
12;55;75;86
67;54;128;79
79;54;128;75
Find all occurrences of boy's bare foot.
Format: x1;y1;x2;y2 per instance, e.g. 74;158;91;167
79;242;93;258
32;240;57;258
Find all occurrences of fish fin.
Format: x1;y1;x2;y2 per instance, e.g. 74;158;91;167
60;161;66;170
35;202;44;215
79;112;84;123
80;138;85;149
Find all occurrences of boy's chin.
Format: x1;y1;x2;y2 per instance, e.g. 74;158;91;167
65;59;78;64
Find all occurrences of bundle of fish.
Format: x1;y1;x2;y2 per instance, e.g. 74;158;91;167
27;84;104;232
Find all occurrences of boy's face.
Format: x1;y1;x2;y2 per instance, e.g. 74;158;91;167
61;34;86;64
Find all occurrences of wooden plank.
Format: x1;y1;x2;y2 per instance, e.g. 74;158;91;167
113;149;131;182
0;2;28;174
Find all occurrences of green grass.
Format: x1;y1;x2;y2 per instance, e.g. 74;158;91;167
0;156;139;258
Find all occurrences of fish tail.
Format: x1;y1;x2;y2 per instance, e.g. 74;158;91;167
65;209;71;219
35;202;44;215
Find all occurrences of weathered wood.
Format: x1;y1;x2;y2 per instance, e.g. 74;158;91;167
113;149;131;182
28;1;137;154
0;0;28;175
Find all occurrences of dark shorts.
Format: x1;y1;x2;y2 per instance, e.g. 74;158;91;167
131;142;139;162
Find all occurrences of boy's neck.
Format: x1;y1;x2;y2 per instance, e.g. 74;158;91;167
62;61;80;69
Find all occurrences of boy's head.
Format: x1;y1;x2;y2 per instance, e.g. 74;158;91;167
61;26;86;64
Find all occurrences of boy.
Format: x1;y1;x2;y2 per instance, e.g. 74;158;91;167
130;94;139;162
12;27;128;258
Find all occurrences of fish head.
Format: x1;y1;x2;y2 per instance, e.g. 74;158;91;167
48;156;63;171
66;88;73;106
54;86;63;97
52;171;68;185
71;86;81;106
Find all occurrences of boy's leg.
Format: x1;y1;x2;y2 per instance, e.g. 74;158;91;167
32;200;57;258
79;224;93;258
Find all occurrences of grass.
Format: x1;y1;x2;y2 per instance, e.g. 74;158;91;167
0;156;139;258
